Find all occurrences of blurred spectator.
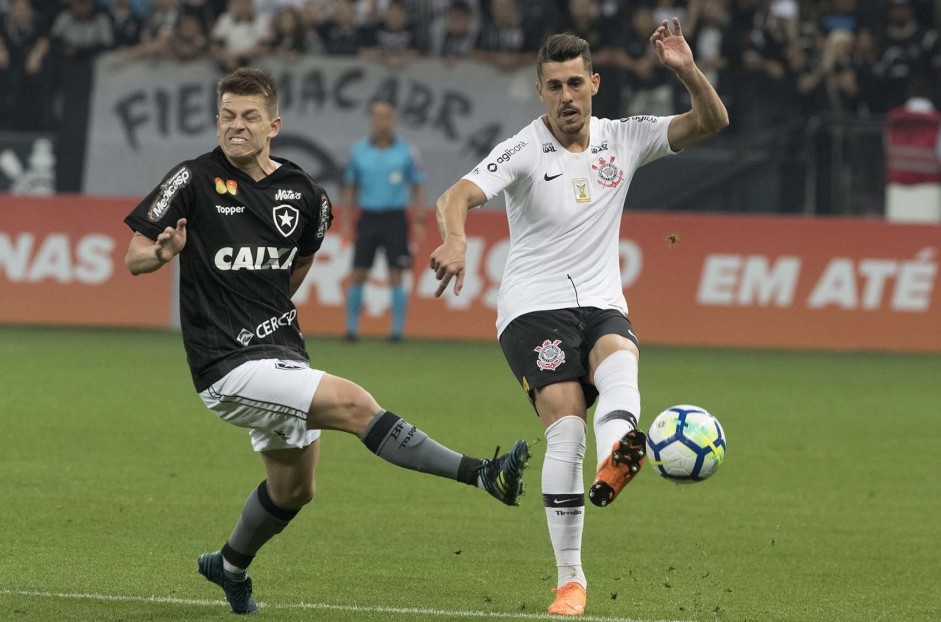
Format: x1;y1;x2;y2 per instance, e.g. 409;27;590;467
166;10;208;59
0;0;52;130
622;6;674;116
514;0;557;44
400;0;454;53
797;28;860;116
652;0;688;26
49;0;113;192
298;0;327;51
883;72;941;221
817;0;859;34
359;0;421;67
473;0;538;72
180;0;226;32
428;0;477;63
108;0;142;48
719;0;798;134
317;0;369;55
868;0;941;113
49;0;114;59
210;0;271;70
127;0;179;57
266;5;307;59
559;0;627;119
685;0;730;92
741;0;801;127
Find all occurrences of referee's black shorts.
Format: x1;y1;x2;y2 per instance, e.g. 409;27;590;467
353;209;411;270
498;307;638;409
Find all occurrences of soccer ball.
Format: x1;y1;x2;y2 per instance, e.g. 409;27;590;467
645;405;726;483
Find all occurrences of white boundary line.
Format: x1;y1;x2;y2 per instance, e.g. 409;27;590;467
0;589;694;622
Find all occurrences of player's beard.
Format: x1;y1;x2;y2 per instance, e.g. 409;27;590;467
556;112;587;135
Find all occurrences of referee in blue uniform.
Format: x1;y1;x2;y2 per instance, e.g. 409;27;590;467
341;100;426;342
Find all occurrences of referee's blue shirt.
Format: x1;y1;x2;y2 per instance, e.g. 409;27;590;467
344;138;425;211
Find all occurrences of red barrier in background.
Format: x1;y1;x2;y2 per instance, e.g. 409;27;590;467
0;195;173;327
3;195;939;352
293;210;941;352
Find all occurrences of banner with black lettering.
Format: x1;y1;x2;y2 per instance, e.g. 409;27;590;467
84;55;544;200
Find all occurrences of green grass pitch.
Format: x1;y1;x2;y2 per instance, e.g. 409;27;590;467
0;326;939;622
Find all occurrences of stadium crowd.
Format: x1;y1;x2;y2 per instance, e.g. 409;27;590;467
1;0;939;138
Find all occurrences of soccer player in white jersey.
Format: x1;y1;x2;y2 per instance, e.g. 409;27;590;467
430;22;728;616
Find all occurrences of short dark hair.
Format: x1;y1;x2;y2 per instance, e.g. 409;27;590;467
217;67;279;118
536;33;593;81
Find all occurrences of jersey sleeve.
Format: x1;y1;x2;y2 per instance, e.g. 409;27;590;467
461;130;533;201
615;115;677;168
124;163;195;240
298;187;333;257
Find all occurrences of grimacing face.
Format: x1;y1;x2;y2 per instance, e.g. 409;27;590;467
216;93;280;165
536;58;599;137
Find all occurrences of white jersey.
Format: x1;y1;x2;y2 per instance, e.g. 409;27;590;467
464;115;676;336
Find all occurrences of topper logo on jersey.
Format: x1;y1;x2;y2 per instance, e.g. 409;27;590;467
148;166;191;221
275;189;302;200
273;204;299;237
592;156;624;188
534;339;566;371
214;246;298;271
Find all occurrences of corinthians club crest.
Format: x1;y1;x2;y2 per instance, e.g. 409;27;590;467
534;339;566;371
273;204;299;237
592;155;624;188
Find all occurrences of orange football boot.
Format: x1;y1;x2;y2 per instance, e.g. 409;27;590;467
548;582;586;615
588;429;646;507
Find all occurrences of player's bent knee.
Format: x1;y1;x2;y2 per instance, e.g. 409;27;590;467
269;482;316;509
309;375;381;433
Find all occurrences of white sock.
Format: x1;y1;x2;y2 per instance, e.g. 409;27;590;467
592;350;640;468
542;416;587;589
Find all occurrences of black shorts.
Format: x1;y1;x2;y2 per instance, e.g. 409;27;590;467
498;307;639;408
353;210;412;270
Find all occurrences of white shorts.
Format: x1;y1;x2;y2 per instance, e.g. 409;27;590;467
199;359;325;452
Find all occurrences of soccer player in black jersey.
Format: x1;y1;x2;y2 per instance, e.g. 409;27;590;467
124;67;530;615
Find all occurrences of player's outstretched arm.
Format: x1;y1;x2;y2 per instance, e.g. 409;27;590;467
125;218;187;275
652;17;729;151
430;179;486;297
